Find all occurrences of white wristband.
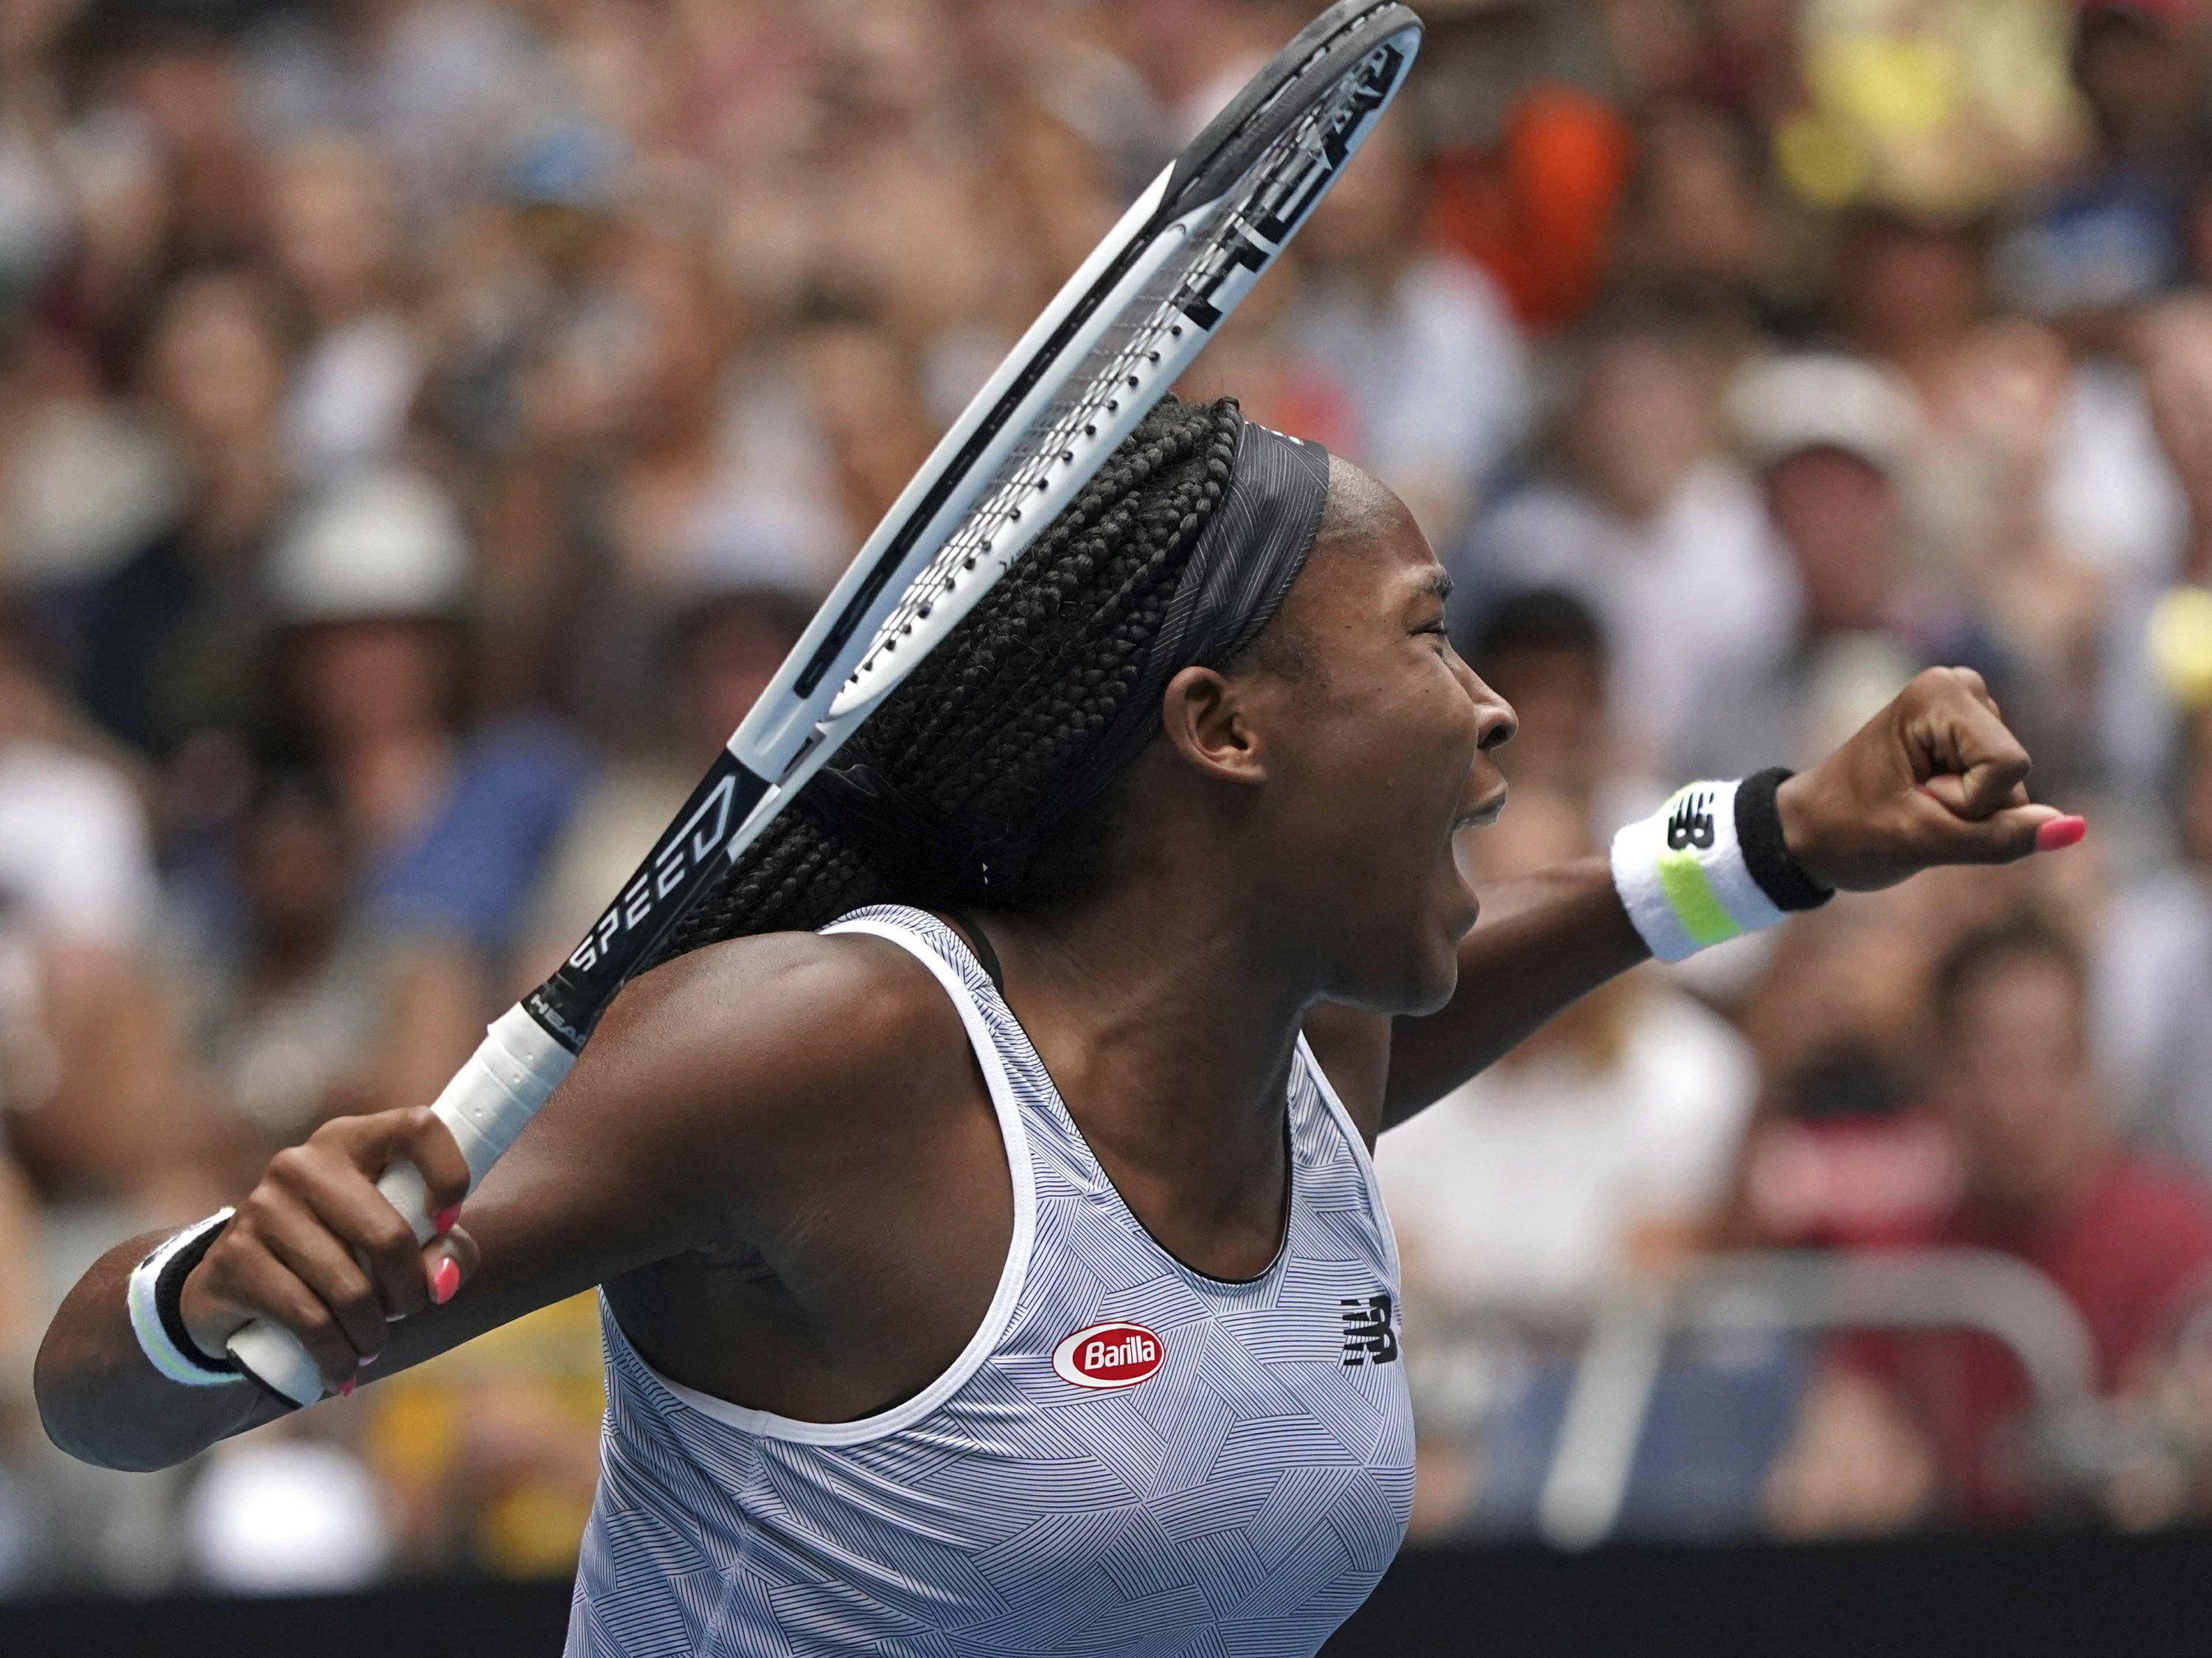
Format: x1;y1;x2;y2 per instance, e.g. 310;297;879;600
1610;779;1787;963
127;1209;245;1387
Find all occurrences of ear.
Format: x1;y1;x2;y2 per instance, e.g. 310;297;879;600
1158;664;1268;786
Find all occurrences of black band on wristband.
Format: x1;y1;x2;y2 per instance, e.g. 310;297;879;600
155;1217;238;1376
1735;767;1834;914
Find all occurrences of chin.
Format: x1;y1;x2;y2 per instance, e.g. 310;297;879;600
1384;926;1466;1018
1399;882;1479;1013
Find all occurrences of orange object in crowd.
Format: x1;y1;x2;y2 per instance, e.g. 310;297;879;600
1427;81;1634;335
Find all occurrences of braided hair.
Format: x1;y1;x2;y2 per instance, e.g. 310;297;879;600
653;393;1248;961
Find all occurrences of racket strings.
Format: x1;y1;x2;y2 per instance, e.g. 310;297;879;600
867;285;1194;665
883;434;1181;755
922;428;1228;799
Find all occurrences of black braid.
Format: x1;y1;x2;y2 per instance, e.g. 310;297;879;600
653;395;1245;961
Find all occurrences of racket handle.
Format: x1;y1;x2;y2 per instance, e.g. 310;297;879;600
225;1007;577;1406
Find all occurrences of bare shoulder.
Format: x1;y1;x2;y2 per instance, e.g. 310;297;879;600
557;927;981;1165
1300;1002;1391;1148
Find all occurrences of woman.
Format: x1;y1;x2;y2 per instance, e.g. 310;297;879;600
38;398;2076;1654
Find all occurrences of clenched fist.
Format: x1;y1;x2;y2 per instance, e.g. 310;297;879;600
1776;667;2086;894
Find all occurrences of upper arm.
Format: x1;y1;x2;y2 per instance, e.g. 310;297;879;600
369;930;977;1377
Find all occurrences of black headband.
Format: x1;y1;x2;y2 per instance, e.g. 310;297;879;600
808;418;1332;890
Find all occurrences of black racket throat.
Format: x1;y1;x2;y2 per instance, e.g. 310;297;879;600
526;752;772;1050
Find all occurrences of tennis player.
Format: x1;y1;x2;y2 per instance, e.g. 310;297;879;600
38;398;2082;1655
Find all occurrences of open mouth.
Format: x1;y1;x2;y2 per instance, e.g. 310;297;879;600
1453;789;1508;833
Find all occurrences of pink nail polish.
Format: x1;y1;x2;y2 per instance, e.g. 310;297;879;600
338;1378;355;1398
430;1255;461;1305
433;1206;461;1235
2037;816;2088;854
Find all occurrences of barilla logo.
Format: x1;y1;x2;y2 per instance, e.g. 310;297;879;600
1051;1322;1165;1390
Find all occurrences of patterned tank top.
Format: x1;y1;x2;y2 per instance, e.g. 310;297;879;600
567;905;1413;1657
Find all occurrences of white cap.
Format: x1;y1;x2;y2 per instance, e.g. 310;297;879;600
266;468;470;624
1727;352;1921;476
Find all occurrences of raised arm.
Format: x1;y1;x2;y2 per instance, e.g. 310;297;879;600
1313;667;2084;1133
34;930;964;1471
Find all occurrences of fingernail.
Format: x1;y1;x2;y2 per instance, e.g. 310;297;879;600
2037;816;2088;853
433;1206;461;1235
359;1352;377;1367
430;1255;461;1305
338;1378;355;1398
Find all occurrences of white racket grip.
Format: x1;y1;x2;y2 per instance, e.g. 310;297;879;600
226;1007;577;1406
420;1005;577;1196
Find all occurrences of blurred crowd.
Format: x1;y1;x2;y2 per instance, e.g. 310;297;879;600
4;0;2212;1596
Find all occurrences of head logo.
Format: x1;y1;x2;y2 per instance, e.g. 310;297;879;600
1052;1322;1165;1390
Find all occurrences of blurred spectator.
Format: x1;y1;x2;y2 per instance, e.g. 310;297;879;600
241;0;555;221
1835;209;2109;780
1427;77;1632;336
1773;917;2212;1530
262;466;589;979
1776;0;2080;219
1098;0;1268;147
1608;100;1790;330
2003;0;2211;325
70;269;293;761
517;581;813;988
2101;295;2212;795
183;767;479;1176
1458;316;1794;778
0;612;212;1215
1290;114;1528;546
268;132;421;483
1699;350;1963;774
1461;585;1660;834
2096;707;2212;1176
101;18;272;277
1834;206;1993;395
493;226;852;733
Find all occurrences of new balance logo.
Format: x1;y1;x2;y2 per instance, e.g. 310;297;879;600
1340;1294;1398;1367
1666;790;1717;853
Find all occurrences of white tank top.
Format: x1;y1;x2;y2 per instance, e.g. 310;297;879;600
568;905;1413;1657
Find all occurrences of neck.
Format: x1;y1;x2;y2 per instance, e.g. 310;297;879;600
981;848;1314;1224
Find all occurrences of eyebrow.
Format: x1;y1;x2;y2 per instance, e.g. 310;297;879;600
1416;571;1454;603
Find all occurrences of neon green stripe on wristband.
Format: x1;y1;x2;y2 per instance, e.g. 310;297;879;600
1655;848;1743;949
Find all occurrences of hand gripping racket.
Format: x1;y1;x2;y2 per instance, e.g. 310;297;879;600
228;0;1425;1404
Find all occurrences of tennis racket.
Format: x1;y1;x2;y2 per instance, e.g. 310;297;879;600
228;0;1425;1405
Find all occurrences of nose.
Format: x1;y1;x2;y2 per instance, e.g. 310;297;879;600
1462;664;1517;752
